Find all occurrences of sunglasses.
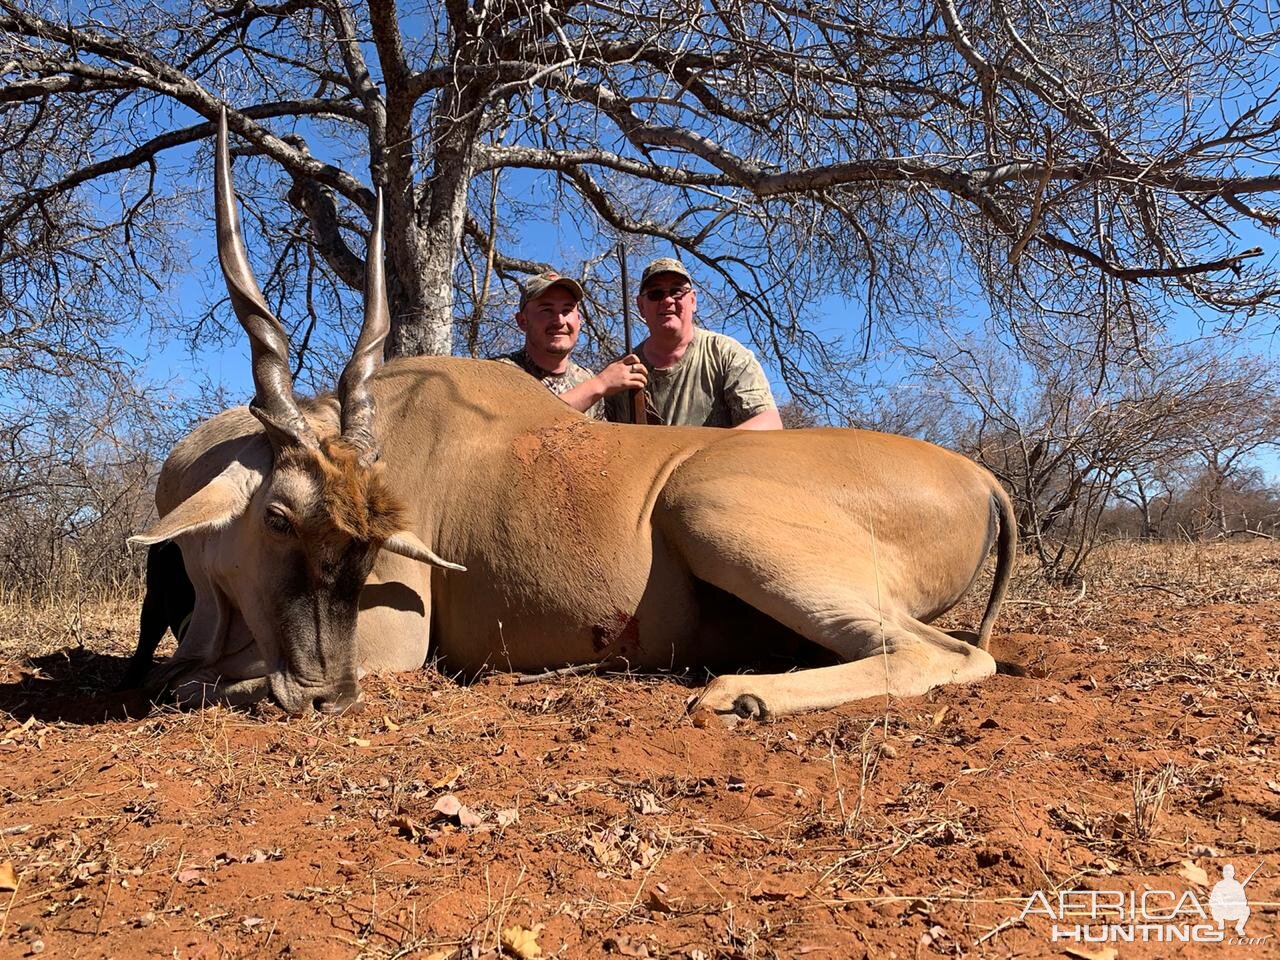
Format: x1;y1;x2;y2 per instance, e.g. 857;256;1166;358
642;284;692;302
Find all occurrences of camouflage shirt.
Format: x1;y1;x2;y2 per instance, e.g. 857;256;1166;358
493;348;604;420
605;328;776;427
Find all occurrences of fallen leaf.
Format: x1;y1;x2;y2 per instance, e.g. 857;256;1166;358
920;924;946;946
634;791;666;815
1178;860;1210;886
433;794;463;818
433;765;464;790
348;737;372;748
604;933;651;957
500;923;544;959
495;808;520;827
72;861;103;884
0;862;18;891
0;717;35;742
590;836;621;869
433;793;483;828
1064;948;1118;960
175;867;206;885
646;889;676;913
390;815;423;841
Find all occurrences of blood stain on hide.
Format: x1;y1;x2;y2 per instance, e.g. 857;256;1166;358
591;611;640;653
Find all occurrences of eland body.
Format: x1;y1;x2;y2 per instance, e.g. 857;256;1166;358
133;111;1016;720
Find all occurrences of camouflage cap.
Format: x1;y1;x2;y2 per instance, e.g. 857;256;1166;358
639;257;692;289
518;270;584;309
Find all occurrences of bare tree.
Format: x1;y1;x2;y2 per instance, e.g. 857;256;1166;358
902;327;1280;580
0;366;184;597
1105;466;1280;541
1181;383;1280;537
1177;466;1280;539
3;0;1280;400
1111;458;1180;540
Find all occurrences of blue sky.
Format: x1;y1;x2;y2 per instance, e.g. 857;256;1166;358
120;132;1280;482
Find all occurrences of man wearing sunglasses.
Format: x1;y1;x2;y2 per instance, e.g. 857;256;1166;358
494;270;648;419
605;258;783;429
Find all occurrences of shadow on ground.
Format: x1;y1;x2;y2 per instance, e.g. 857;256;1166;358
0;647;152;724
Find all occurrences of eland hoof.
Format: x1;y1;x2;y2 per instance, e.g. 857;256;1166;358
692;679;770;725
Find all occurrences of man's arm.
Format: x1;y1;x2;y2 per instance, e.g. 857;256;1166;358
558;380;606;414
560;354;648;414
733;407;784;430
721;339;784;430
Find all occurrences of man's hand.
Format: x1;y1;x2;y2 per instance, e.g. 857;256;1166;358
594;353;649;396
559;354;649;414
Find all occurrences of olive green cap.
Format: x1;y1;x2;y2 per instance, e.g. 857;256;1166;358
639;257;692;289
518;270;585;309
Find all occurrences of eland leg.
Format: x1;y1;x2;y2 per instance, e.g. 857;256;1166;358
693;609;995;719
119;541;195;690
659;485;996;719
171;675;271;710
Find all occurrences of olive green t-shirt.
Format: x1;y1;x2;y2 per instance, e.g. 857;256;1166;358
492;348;604;419
605;328;776;427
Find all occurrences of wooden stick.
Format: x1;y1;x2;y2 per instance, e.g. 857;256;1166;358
515;659;622;685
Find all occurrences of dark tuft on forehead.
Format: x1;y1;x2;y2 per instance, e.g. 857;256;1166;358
277;438;406;541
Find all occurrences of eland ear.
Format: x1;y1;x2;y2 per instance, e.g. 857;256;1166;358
130;464;256;546
382;531;466;572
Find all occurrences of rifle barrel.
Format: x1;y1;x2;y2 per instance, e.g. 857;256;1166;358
620;245;632;355
617;244;646;425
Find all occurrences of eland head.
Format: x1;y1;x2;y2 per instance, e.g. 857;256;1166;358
130;108;462;714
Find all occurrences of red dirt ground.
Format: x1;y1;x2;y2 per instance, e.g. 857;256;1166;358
1;542;1277;959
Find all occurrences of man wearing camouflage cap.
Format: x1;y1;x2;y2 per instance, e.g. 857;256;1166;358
493;269;647;419
604;257;783;429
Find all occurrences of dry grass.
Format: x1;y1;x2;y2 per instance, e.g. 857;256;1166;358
0;578;143;662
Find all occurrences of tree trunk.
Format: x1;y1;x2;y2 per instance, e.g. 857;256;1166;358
374;6;484;360
384;119;476;358
387;215;464;358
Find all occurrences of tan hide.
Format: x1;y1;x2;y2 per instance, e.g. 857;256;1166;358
149;356;1015;720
